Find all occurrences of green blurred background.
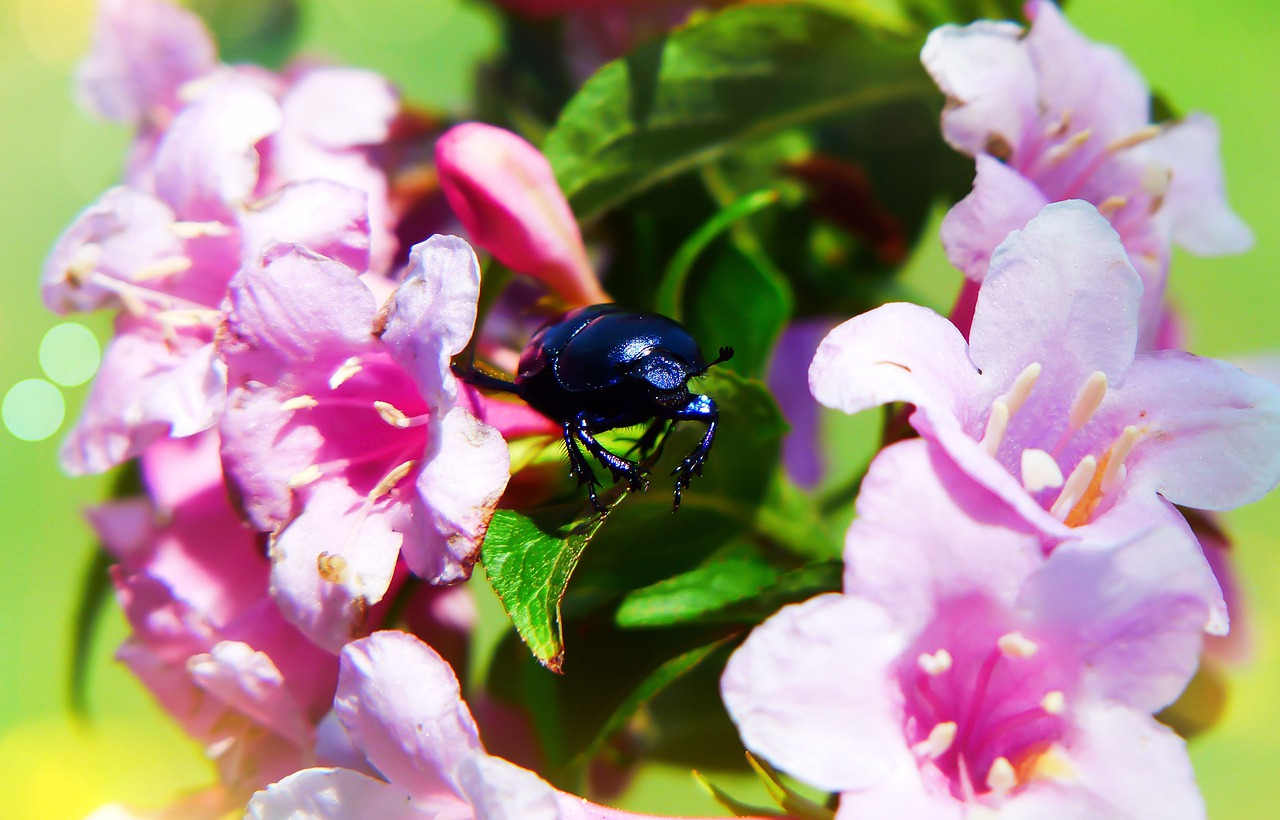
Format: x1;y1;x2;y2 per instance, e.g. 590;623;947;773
0;0;1276;816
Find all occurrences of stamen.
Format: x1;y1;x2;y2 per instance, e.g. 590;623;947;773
986;757;1017;793
1099;426;1141;494
1021;449;1064;493
169;220;233;239
375;400;430;429
1049;455;1097;519
370;459;417;501
287;465;323;488
131;255;194;281
918;649;953;676
330;357;363;389
912;721;957;759
156;308;221;328
1106;125;1162;153
997;632;1038;658
1043;109;1071;139
1040;691;1066;715
1096;195;1128;218
979;400;1010;456
998;362;1041;417
1141;164;1172;198
1067;371;1108;432
281;394;319;412
1039;128;1092;168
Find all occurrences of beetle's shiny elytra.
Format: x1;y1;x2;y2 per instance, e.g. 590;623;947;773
454;304;733;512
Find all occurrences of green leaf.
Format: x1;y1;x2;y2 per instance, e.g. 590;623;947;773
684;241;792;378
481;504;611;673
68;547;114;718
544;3;933;220
656;187;784;321
616;550;844;629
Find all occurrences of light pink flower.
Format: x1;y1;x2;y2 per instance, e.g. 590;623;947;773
45;0;400;473
722;440;1218;818
248;631;751;819
810;202;1280;582
219;236;509;652
435;123;608;307
89;431;338;792
924;0;1251;343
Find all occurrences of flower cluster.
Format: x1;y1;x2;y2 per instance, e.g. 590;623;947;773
46;0;1279;818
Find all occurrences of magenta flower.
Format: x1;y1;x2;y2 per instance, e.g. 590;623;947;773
45;0;399;473
249;631;750;819
810;202;1280;571
89;430;339;793
923;0;1251;343
435;122;609;307
722;440;1218;817
219;236;509;652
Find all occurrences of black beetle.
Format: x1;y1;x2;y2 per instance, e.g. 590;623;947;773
454;304;733;512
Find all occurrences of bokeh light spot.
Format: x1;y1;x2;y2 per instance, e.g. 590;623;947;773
3;379;66;442
39;321;101;387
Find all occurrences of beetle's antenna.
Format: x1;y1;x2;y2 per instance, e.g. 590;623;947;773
451;361;523;396
700;346;735;374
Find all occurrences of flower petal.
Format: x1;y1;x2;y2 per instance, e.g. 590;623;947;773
247;767;421;820
75;0;217;126
940;154;1049;283
240;180;372;273
334;632;484;803
721;594;911;792
1148;114;1254;255
188;640;314;746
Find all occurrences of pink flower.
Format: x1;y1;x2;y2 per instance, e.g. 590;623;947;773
435;122;608;307
721;440;1218;818
923;0;1251;343
218;236;509;652
810;202;1280;578
89;431;339;793
45;0;400;473
248;631;752;819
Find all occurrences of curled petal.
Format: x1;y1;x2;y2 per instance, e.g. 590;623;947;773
247;767;420;820
1149;114;1254;255
939;154;1048;283
240;181;372;273
406;406;510;584
435;123;607;306
188;640;314;747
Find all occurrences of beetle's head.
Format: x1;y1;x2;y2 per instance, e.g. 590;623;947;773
627;348;693;408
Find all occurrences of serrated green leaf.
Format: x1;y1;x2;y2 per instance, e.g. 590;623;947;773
481;504;612;673
544;3;933;220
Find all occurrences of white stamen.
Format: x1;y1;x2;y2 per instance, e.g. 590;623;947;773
986;757;1017;793
1106;125;1162;153
169;220;233;239
917;649;953;676
1043;109;1071;139
330;357;363;390
997;631;1038;658
1021;449;1064;493
998;362;1042;417
131;255;194;281
1100;426;1141;494
156;308;220;328
1096;195;1128;218
1040;128;1092;167
1141;163;1172;198
370;460;416;501
288;464;323;488
1041;691;1066;715
1050;455;1098;519
375;400;407;426
1067;371;1108;432
281;394;318;412
979;400;1010;456
912;721;957;759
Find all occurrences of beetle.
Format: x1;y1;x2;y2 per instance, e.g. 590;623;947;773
454;304;733;512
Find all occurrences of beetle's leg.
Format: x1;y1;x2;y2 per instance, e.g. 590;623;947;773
451;362;522;396
573;413;650;493
562;420;605;512
668;394;719;512
625;418;671;461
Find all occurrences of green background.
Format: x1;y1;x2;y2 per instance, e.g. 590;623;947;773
0;0;1275;816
